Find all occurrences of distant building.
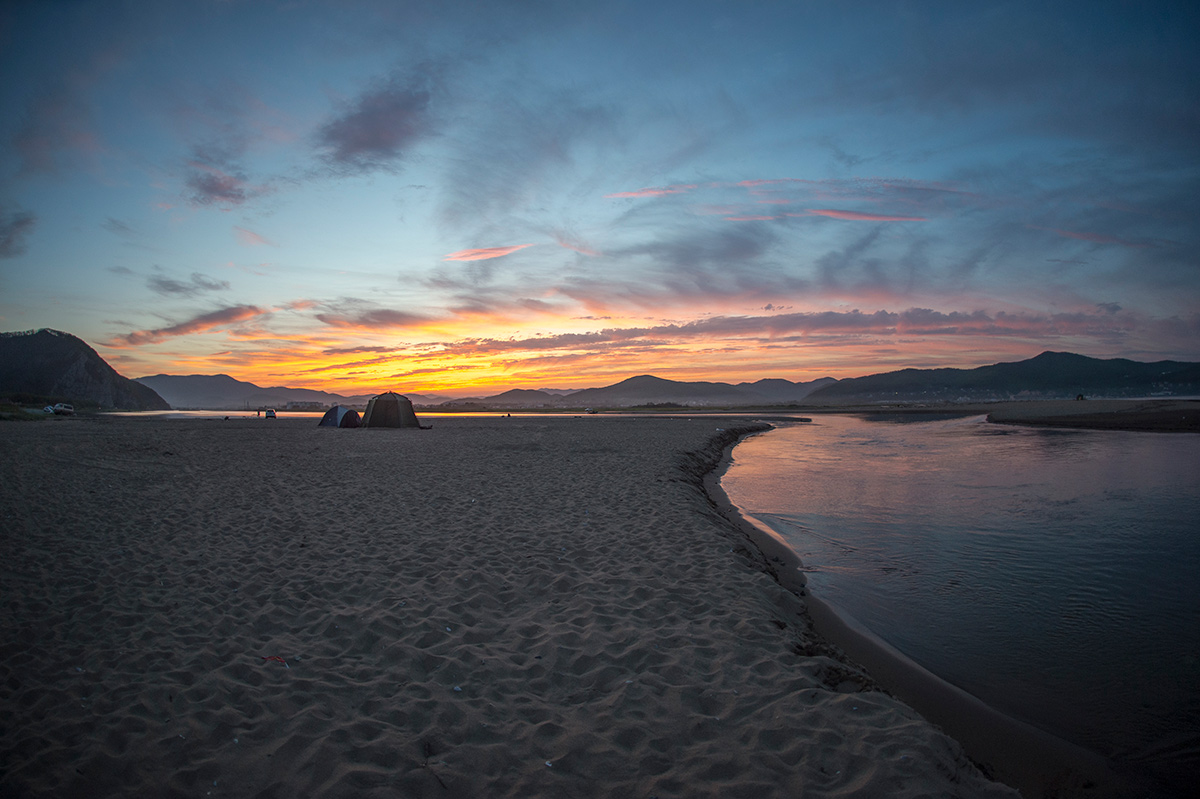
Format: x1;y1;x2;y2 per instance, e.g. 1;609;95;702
286;401;326;410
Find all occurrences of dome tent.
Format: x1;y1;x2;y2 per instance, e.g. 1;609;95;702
318;405;360;428
362;392;422;428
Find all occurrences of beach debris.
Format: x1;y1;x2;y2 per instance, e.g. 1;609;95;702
453;685;462;692
545;761;553;767
261;655;289;668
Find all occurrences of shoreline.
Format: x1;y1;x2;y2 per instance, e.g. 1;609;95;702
703;424;1149;799
983;399;1200;432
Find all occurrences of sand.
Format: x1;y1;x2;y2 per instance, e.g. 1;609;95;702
985;399;1200;432
0;414;1025;798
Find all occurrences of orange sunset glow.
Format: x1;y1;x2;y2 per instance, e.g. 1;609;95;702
1;1;1195;398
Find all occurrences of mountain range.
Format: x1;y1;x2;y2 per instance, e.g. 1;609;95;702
808;351;1200;404
134;373;447;410
440;375;837;408
4;328;1198;411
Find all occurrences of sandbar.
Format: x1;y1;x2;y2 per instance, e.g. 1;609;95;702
2;414;1026;797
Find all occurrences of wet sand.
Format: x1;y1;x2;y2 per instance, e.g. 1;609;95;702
0;414;1024;798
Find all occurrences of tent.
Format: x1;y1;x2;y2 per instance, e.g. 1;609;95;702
361;392;421;428
318;405;361;428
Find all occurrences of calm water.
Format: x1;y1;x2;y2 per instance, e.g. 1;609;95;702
722;414;1200;792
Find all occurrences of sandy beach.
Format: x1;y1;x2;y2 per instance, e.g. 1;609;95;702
3;414;1028;797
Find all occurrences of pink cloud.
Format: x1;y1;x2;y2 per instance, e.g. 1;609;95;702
803;209;927;222
111;305;266;346
443;244;534;261
737;178;811;188
551;231;600;256
235;226;276;247
604;184;698;198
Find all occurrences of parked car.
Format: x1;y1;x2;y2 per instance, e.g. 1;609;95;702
264;408;277;419
52;403;74;415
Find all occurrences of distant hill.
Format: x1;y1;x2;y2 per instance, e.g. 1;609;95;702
134;373;448;410
0;329;170;410
806;351;1200;404
566;375;760;407
438;374;838;408
735;376;838;403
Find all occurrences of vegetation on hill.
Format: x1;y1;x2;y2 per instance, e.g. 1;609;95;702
0;329;170;411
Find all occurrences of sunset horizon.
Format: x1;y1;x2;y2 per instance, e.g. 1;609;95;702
3;1;1197;398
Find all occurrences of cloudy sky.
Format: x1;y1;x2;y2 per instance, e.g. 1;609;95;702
2;1;1197;396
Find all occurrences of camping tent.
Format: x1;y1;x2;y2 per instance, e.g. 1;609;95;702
318;405;361;428
361;392;421;428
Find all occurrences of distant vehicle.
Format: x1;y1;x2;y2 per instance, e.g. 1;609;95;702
264;408;277;419
52;403;74;415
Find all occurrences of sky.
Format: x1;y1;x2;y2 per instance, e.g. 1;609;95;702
1;0;1198;397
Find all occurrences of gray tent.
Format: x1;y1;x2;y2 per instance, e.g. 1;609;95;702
318;405;361;428
362;392;421;428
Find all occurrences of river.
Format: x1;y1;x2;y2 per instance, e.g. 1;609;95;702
721;414;1200;794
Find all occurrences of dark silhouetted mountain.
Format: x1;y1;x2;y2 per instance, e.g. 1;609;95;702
0;328;170;410
479;388;561;407
735;377;838;403
135;373;447;409
440;374;843;408
806;351;1200;404
564;375;763;407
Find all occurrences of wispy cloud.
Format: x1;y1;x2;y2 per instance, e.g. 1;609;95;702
146;271;230;297
432;306;1139;357
805;208;927;222
112;305;265;346
235;226;276;247
443;244;533;261
322;345;394;355
315;308;431;330
0;208;37;258
1032;226;1152;248
9;37;126;176
436;91;618;229
167;85;291;210
605;184;698;198
102;217;135;237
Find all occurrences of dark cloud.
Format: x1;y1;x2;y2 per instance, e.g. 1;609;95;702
433;306;1142;357
321;345;393;355
168;87;286;209
184;156;259;208
112;305;265;346
316;65;442;172
146;272;231;297
315;307;430;329
0;208;37;258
